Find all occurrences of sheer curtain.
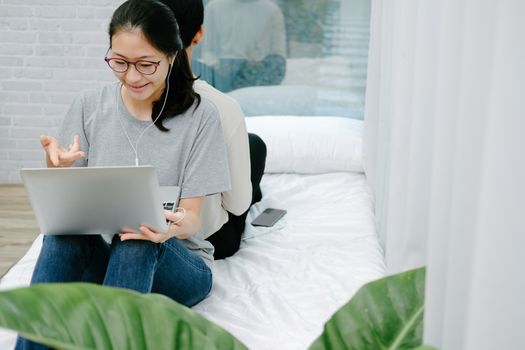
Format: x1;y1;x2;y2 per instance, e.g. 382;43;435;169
364;0;524;349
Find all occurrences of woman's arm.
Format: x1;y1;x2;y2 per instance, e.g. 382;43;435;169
165;197;203;240
119;196;204;243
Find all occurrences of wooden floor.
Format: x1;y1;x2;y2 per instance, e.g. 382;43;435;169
0;185;39;278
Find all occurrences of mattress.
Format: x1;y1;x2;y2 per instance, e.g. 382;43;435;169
0;171;384;350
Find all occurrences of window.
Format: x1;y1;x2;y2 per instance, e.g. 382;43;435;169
193;0;370;119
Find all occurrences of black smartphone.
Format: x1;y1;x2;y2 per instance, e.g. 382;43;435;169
251;208;287;227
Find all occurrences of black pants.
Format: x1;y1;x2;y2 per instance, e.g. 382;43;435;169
206;133;266;259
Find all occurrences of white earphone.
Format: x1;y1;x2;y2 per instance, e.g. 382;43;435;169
115;59;187;225
116;61;173;167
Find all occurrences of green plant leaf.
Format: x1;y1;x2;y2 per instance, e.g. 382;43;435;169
309;267;426;350
0;283;247;350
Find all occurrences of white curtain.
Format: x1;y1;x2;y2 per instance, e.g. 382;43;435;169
364;0;525;349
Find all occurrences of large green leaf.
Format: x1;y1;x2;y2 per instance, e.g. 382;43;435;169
0;283;247;350
309;267;426;350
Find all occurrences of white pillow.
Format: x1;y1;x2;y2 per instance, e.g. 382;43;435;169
245;116;363;174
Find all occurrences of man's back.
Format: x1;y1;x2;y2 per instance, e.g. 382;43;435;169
194;79;252;237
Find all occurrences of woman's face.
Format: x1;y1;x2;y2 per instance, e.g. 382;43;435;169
110;29;172;104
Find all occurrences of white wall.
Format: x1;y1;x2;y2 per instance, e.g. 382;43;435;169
0;0;124;183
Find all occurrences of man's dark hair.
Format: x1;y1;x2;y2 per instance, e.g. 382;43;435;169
159;0;204;48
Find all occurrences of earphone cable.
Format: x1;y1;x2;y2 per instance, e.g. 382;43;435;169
116;63;173;166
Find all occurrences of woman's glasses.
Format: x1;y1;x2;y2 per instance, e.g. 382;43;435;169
104;49;161;75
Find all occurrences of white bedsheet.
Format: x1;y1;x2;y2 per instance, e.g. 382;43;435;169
0;172;385;350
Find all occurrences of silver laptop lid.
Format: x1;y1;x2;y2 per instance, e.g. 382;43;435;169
20;166;169;235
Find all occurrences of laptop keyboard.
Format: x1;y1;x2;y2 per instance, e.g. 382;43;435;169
163;202;175;211
163;202;175;224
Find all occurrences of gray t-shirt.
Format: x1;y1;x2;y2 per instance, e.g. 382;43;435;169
58;82;231;263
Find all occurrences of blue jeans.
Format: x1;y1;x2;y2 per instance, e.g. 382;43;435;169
15;234;212;350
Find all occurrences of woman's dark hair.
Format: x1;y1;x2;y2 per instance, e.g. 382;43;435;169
109;0;200;132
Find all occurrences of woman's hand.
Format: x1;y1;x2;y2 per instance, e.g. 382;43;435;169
41;134;85;168
119;197;204;243
119;210;187;243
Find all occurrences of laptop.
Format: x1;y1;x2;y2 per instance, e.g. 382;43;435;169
20;166;180;235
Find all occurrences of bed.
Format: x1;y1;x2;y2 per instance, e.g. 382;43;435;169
0;116;385;350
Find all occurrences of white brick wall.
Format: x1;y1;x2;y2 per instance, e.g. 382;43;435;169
0;0;125;183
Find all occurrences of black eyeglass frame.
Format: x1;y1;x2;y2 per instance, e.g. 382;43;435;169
104;48;162;76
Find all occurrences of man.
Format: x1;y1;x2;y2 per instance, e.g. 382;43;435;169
160;0;267;259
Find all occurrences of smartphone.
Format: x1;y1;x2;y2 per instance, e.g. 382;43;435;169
251;208;287;227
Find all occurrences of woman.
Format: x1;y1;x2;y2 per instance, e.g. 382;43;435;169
16;0;230;348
